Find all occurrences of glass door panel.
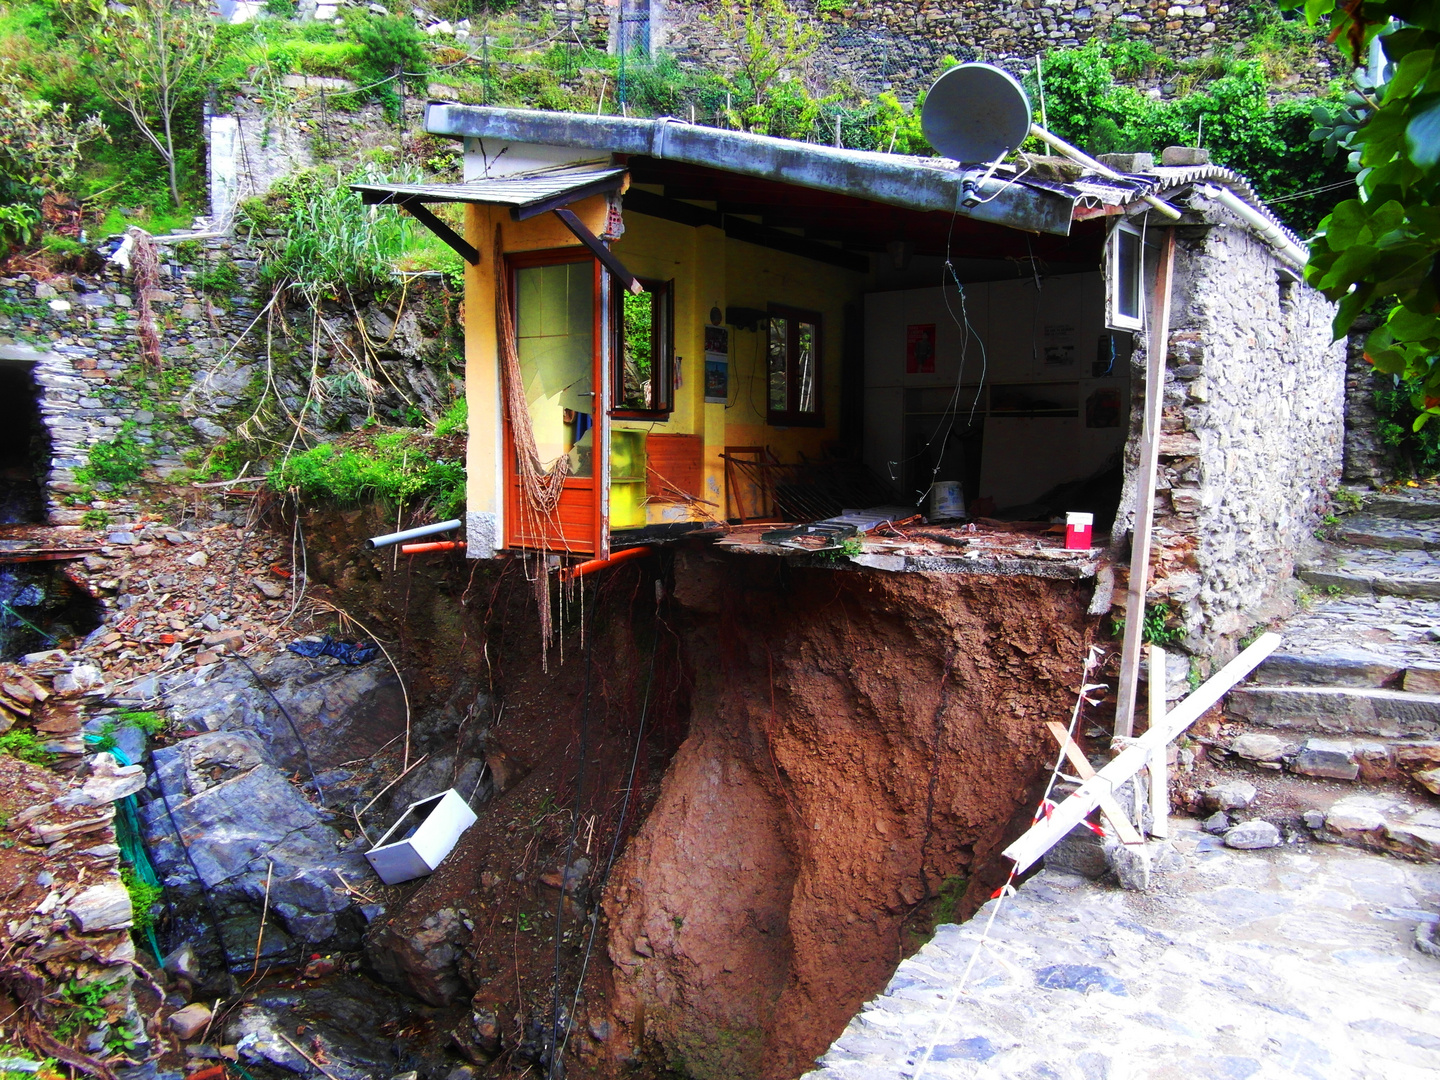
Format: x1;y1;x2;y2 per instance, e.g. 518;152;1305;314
515;262;595;477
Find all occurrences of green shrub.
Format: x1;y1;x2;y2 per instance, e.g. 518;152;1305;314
1022;39;1350;231
269;430;465;517
348;11;428;120
265;0;298;16
434;396;467;437
1375;375;1440;477
292;40;365;77
191;258;239;295
243;165;420;297
80;427;147;487
0;729;53;765
80;508;111;528
115;710;165;735
119;866;161;930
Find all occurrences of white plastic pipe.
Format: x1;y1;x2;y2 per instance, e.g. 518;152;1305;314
365;519;463;550
1197;183;1309;271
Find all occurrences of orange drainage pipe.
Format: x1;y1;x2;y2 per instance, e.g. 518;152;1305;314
401;540;464;554
559;545;652;582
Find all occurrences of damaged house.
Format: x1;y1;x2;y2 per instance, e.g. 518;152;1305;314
356;88;1342;680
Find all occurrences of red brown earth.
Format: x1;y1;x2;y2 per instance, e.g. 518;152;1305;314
334;528;1098;1078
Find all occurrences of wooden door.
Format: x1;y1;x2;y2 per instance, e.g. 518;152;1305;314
504;251;608;556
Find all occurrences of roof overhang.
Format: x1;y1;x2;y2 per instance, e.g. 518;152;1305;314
349;167;634;275
424;104;1079;237
351;166;627;219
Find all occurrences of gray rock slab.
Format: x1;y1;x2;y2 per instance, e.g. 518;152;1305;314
1300;546;1440;599
802;822;1440;1080
1362;490;1440;520
160;653;404;773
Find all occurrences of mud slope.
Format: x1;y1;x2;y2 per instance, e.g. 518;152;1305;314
601;550;1096;1079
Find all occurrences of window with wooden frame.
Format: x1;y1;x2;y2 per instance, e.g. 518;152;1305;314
766;305;822;427
612;278;674;416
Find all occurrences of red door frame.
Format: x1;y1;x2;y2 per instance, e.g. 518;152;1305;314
502;248;610;558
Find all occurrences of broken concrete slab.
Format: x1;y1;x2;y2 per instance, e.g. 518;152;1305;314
804;822;1440;1080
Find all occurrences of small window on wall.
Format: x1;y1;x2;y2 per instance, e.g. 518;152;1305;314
613;279;673;416
1106;220;1144;332
766;305;822;427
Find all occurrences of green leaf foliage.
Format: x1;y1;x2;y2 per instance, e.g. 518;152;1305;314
1287;0;1440;429
1022;38;1353;232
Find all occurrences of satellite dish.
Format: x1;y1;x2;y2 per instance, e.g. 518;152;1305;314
921;63;1032;165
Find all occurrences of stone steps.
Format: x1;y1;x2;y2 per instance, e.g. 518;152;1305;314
1207;490;1440;862
1361;489;1440;519
1330;513;1440;550
1228;684;1440;739
1299;545;1440;598
1208;723;1440;788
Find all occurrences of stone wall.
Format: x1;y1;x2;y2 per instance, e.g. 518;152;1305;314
530;0;1342;98
0;244;260;525
1341;312;1392;487
0;233;460;529
1141;196;1344;652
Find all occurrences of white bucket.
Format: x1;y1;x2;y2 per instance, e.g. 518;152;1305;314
929;481;965;522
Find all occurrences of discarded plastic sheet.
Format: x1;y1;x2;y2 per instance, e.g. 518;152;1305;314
365;789;478;885
287;635;379;665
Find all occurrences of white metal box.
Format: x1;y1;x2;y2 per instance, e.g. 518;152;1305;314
364;789;478;885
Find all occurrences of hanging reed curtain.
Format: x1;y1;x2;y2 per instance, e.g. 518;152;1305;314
493;224;576;657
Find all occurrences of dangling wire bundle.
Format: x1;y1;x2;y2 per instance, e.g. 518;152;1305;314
493;224;571;660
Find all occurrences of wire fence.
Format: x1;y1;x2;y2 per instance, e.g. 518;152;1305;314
403;11;969;155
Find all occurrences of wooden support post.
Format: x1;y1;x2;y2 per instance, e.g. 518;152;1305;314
1114;228;1177;738
1003;632;1280;873
1148;643;1169;839
552;208;644;294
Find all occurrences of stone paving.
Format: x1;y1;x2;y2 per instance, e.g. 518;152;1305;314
802;821;1440;1080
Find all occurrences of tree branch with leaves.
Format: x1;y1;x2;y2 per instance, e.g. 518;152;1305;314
63;0;215;209
702;0;820;130
0;62;107;247
1290;0;1440;429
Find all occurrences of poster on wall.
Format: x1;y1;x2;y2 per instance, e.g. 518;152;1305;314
704;325;729;404
906;323;936;374
1043;323;1077;367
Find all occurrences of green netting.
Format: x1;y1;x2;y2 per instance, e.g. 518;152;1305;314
84;734;164;963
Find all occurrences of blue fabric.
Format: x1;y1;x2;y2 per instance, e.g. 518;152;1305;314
287;635;380;665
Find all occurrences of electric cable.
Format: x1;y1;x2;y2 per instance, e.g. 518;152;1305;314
235;653;326;808
558;576;662;1063
548;580;596;1080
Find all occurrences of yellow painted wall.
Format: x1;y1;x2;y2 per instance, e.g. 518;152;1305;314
721;235;866;461
465;191;869;543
